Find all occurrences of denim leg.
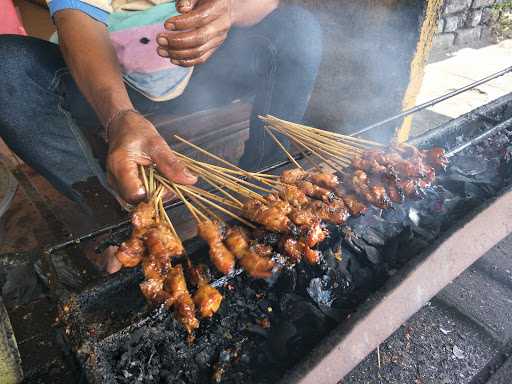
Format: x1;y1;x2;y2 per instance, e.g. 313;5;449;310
0;35;159;208
0;35;99;205
153;5;322;171
238;5;323;170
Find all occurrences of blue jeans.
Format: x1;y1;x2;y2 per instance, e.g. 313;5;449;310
0;6;322;209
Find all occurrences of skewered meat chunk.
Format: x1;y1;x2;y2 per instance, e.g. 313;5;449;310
368;178;392;209
174;293;200;334
239;248;275;278
142;257;165;281
197;221;235;275
191;266;223;319
224;226;275;279
278;184;309;207
296;180;334;202
280;237;303;263
423;147;448;170
307;172;339;189
115;236;144;267
209;244;236;275
139;278;169;304
341;194;368;216
145;224;184;263
280;168;308;184
131;202;156;231
386;179;404;203
397;178;424;199
224;227;250;259
308;199;350;225
280;237;320;265
193;284;223;318
303;219;327;247
242;199;292;233
351;157;387;175
164;265;199;333
252;243;273;258
289;207;317;226
304;247;321;265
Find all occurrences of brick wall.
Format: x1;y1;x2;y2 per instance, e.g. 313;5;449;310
432;0;510;52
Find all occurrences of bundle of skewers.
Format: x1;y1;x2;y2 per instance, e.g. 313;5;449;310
115;166;223;336
114;116;449;336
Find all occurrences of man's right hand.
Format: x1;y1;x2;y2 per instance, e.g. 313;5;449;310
106;111;197;205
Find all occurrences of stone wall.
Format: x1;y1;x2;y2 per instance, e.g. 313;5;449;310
432;0;509;52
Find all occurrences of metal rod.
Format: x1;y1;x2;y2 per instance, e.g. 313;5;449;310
446;116;512;158
350;65;512;137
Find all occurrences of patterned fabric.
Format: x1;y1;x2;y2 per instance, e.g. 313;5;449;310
46;0;193;101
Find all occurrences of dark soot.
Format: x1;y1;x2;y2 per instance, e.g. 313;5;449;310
99;131;512;384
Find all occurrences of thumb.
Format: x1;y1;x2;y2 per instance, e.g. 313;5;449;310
176;0;200;13
153;145;197;185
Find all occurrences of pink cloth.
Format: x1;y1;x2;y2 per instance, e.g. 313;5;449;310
0;0;27;35
110;23;180;74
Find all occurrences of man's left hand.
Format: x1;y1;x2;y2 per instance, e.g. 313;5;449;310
157;0;233;67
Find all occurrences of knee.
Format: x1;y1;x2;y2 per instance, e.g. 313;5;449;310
0;35;62;93
272;6;323;70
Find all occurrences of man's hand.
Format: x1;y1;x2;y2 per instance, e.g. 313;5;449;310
157;0;233;67
106;111;197;205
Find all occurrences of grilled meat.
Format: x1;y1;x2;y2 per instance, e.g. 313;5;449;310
198;221;235;275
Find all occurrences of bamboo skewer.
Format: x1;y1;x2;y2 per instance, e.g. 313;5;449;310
264;126;303;169
170;182;204;223
176;186;256;229
260;115;383;147
139;165;150;201
173;136;277;187
198;174;244;207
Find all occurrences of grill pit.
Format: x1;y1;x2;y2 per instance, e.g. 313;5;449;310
49;94;512;384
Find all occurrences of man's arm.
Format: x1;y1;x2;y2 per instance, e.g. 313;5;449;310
54;10;196;204
157;0;279;66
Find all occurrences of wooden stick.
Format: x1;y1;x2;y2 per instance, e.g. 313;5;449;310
199;174;244;207
180;185;243;210
159;198;180;240
173;136;277;187
139;165;150;201
171;183;203;223
263;126;303;169
175;151;277;187
186;193;221;222
261;115;383;147
267;125;344;171
177;186;256;229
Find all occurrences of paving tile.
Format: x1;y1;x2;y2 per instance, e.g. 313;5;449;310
342;302;499;384
437;268;512;344
487;355;512;384
474;234;512;289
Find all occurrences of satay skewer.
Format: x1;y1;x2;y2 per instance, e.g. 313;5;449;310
173;136;277;187
263;126;303;169
260;115;383;147
178;187;256;229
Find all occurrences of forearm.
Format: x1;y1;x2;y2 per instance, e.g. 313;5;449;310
231;0;279;27
54;10;132;127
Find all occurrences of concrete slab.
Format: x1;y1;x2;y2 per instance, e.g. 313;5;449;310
411;39;512;136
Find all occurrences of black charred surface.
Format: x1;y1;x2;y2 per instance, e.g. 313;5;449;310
73;123;512;383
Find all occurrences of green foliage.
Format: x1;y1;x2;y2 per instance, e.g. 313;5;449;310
491;0;512;40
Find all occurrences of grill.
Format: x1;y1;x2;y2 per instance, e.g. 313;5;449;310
40;71;512;384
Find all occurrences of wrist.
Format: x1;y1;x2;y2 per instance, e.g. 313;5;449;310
104;109;141;142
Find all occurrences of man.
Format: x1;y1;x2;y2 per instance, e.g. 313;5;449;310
0;0;321;209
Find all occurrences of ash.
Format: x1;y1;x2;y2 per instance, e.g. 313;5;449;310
98;131;512;384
